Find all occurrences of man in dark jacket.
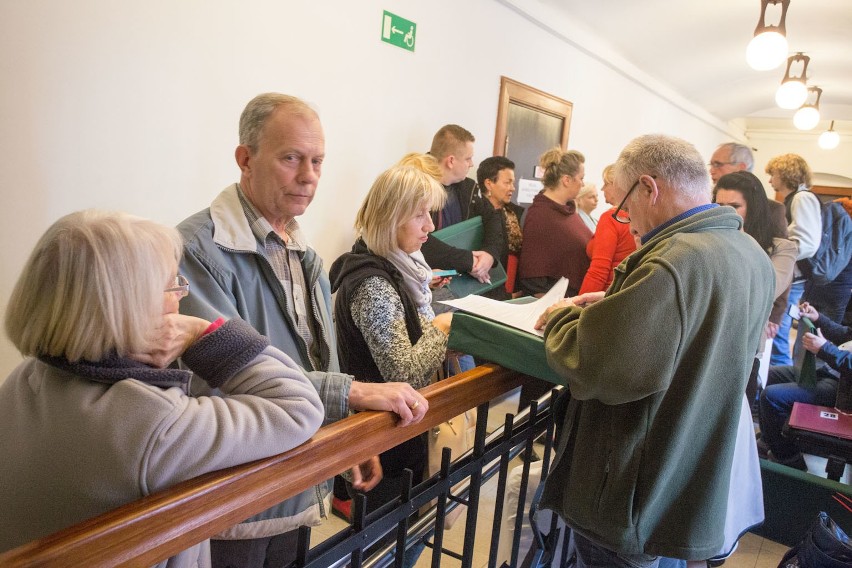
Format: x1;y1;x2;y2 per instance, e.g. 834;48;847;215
420;124;502;283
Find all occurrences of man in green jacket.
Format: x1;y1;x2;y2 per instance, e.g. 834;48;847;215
536;134;774;566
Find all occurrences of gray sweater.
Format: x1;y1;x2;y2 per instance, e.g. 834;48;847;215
0;319;324;566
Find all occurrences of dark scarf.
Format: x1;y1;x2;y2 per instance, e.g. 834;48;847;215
39;352;191;391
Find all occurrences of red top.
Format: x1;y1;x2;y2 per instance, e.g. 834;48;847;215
202;317;226;336
578;208;637;294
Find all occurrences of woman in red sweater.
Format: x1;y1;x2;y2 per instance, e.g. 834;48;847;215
578;164;637;294
518;147;591;297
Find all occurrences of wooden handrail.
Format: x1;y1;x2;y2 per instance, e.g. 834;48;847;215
0;365;530;567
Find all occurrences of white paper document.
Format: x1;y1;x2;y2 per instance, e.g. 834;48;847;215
516;178;544;204
440;278;569;337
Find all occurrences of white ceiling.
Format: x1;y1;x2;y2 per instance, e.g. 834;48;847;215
523;0;852;136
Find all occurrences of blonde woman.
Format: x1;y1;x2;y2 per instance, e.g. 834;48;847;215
329;165;449;565
0;210;324;565
518;147;592;297
578;165;637;294
765;153;822;366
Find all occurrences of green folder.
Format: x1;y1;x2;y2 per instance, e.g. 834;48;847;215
430;216;507;296
447;311;564;385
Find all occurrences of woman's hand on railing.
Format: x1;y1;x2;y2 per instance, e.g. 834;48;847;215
348;381;429;426
350;456;383;492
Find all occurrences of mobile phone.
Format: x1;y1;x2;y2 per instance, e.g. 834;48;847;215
787;303;801;320
433;269;459;277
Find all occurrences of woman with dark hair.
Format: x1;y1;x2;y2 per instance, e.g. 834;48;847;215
713;171;797;401
476;156;524;296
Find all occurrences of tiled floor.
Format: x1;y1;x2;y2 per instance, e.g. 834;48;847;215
311;388;796;567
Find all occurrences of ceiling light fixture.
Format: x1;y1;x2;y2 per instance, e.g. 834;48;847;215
819;120;840;150
746;0;791;70
775;53;809;109
793;86;822;131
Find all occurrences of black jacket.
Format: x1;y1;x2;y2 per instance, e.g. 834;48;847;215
421;178;504;272
328;239;423;383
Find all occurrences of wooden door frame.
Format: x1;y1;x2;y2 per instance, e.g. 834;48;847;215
493;76;573;156
812;185;852;199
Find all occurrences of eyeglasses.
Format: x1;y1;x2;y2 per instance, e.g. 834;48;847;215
708;161;736;169
611;179;640;224
165;274;190;297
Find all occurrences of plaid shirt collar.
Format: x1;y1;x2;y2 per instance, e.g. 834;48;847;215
236;184;307;253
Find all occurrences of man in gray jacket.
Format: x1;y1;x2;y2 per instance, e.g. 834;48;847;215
178;93;428;568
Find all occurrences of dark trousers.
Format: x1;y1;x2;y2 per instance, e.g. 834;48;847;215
211;529;299;568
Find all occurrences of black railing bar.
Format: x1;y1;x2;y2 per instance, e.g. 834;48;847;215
422;538;465;561
488;413;516;568
459;402;492;568
510;402;540;568
393;469;414;568
430;446;452;568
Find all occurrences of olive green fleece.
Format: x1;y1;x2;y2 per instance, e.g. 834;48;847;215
540;207;774;560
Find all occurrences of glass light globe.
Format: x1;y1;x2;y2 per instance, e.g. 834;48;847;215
776;80;808;109
819;129;840;150
746;32;788;71
793;106;820;131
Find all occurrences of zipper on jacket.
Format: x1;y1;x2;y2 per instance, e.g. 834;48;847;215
315;484;327;519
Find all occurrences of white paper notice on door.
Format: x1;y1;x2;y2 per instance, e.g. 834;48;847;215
516;178;543;204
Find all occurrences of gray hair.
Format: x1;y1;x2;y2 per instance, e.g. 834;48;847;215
5;210;182;362
718;142;754;172
614;134;710;200
239;93;318;153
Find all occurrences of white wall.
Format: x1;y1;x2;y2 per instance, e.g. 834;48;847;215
0;0;796;378
750;131;852;191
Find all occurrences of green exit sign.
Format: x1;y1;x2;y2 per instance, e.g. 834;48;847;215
381;10;416;52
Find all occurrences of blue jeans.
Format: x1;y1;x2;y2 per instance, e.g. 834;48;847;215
771;280;805;366
572;532;686;568
758;365;839;460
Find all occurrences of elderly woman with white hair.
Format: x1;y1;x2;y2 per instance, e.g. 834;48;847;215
575;182;600;233
0;210;324;566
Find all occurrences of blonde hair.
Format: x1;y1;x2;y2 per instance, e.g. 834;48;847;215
602;164;616;185
5;210;182;362
396;152;443;182
355;165;446;257
765;153;812;191
539;147;585;189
